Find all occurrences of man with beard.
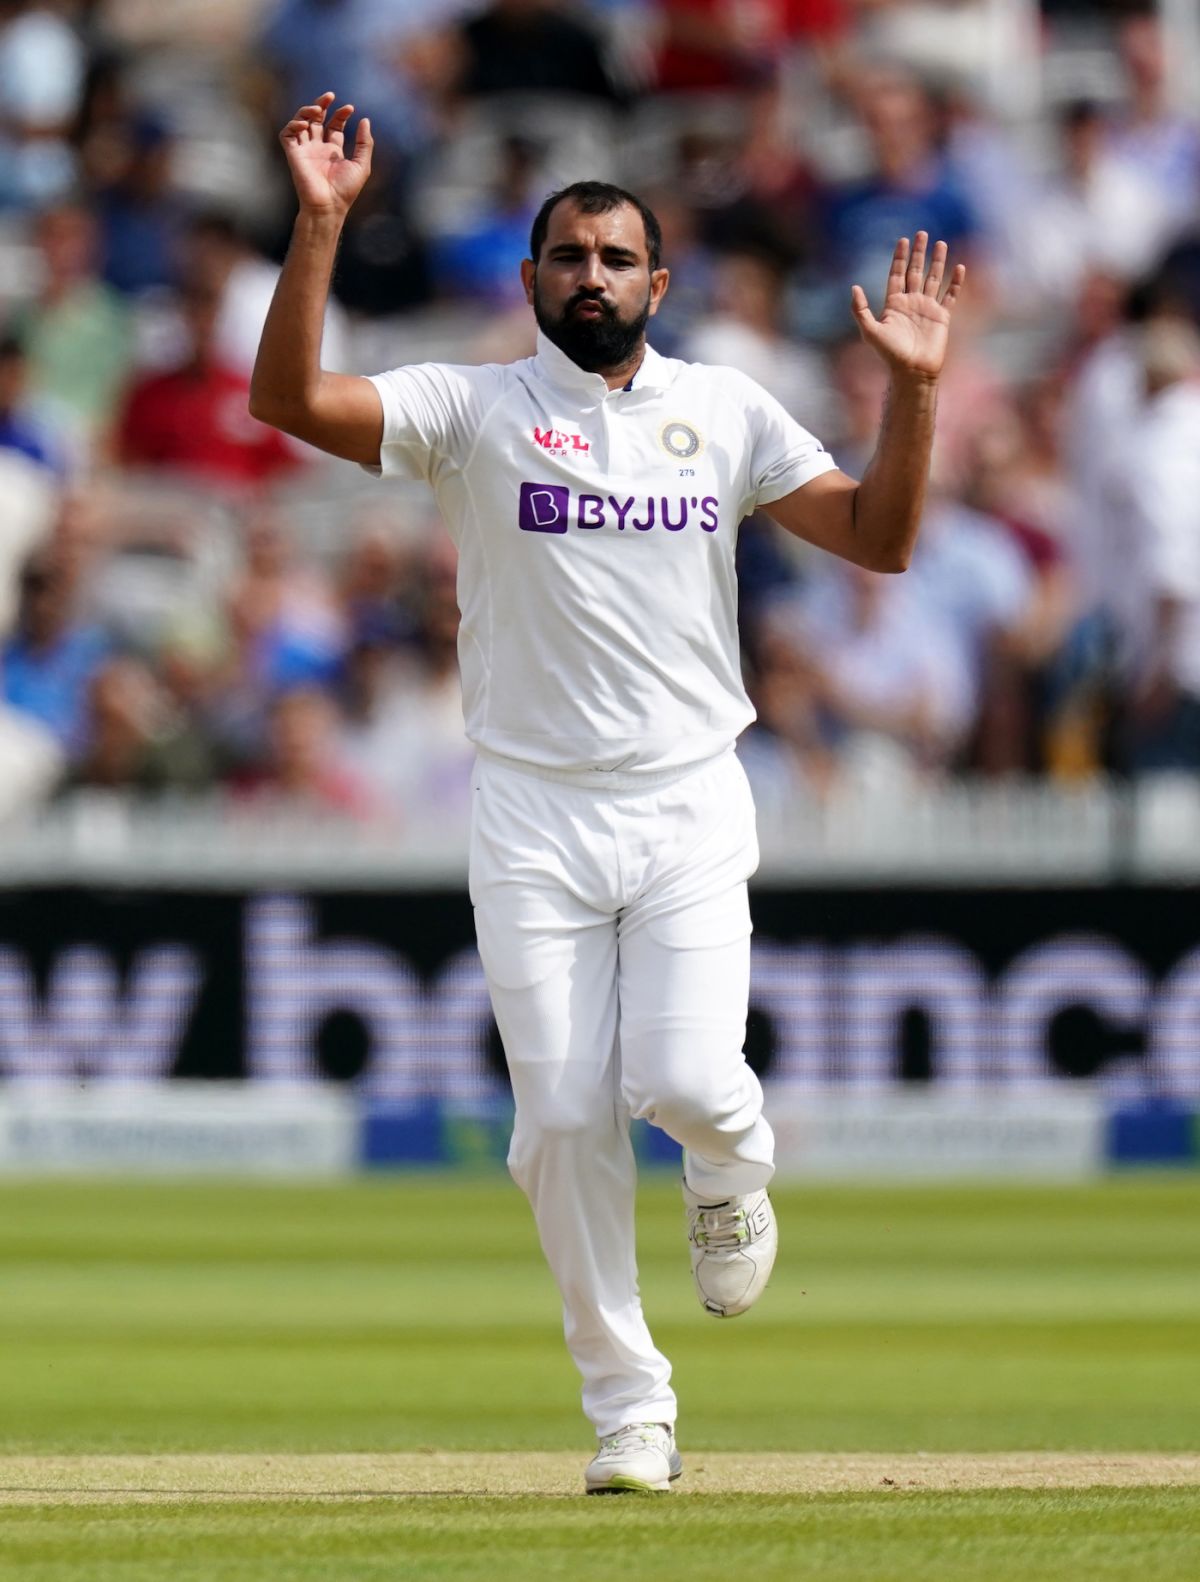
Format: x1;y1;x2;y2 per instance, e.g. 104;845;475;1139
250;93;965;1494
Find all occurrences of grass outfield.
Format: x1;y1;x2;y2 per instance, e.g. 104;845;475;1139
1;1175;1198;1578
4;1489;1200;1582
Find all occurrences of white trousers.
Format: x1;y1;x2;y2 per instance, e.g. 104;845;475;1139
468;748;775;1437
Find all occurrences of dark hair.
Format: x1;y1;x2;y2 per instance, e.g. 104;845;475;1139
530;181;663;273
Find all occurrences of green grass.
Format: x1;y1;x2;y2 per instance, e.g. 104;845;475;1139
2;1176;1198;1453
3;1490;1199;1582
1;1175;1198;1578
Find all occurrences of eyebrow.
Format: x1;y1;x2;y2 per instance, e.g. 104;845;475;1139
548;243;641;263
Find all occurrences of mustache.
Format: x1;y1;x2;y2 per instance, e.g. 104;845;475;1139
566;291;615;316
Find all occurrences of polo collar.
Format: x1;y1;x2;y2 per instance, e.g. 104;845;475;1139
534;329;671;399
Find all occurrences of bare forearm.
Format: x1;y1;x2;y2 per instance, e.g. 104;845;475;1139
249;210;343;424
853;372;938;573
249;95;382;463
763;234;962;571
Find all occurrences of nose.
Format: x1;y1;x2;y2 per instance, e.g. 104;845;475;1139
576;251;606;293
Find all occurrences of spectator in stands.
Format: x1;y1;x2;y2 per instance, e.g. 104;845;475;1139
336;617;413;818
65;655;215;792
761;562;969;782
958;394;1078;772
185;210;350;378
259;0;456;163
1061;275;1153;758
155;613;235;779
49;486;113;615
338;533;473;824
1025;100;1179;312
939;84;1038;298
93;109;190;298
828;330;1033;769
906;493;1035;772
116;280;300;492
2;549;108;756
653;0;847;201
0;0;86;208
338;515;420;651
1113;318;1200;771
1150;230;1200;331
1108;11;1200;250
320;158;433;317
429;135;542;309
206;509;346;769
70;46;137;196
225;509;345;687
670;104;822;262
12;201;133;457
258;0;450;315
630;188;714;358
965;374;1076;556
654;0;844;94
451;0;623;103
0;332;69;476
236;684;378;817
79;491;226;672
683;243;831;434
820;62;978;304
737;619;832;818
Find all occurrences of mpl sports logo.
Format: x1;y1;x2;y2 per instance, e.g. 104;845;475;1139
518;483;720;535
531;427;590;454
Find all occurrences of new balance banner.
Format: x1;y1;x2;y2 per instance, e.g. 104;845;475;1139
1;886;1198;1097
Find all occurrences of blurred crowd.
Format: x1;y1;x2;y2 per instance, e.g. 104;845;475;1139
2;0;1200;829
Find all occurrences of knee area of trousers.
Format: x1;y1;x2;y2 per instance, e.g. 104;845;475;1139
624;1072;729;1134
507;1103;614;1192
510;1092;614;1147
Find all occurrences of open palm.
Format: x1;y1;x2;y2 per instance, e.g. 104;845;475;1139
280;91;373;217
851;233;966;380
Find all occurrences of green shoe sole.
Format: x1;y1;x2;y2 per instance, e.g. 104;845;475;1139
586;1474;672;1495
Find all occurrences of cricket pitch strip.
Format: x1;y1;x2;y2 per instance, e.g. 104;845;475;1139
2;1453;1199;1503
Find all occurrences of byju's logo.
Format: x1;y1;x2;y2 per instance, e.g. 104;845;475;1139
518;482;720;535
518;483;570;533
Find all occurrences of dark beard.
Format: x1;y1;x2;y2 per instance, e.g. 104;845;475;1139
533;280;650;373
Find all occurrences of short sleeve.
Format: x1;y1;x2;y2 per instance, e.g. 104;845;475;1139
730;370;838;513
363;362;502;483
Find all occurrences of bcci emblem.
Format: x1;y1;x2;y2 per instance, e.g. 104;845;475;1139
660;421;703;460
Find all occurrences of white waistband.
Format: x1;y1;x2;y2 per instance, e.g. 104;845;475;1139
474;745;732;792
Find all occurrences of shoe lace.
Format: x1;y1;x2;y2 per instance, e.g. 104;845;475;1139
690;1203;748;1251
597;1423;668;1457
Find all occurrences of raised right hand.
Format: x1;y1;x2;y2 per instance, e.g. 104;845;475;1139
280;91;373;218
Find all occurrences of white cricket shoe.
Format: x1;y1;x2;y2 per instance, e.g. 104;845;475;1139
683;1183;778;1317
584;1423;683;1495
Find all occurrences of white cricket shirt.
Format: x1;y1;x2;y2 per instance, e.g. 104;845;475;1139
367;330;836;775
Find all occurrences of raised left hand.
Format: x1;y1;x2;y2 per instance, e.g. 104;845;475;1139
851;232;966;381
